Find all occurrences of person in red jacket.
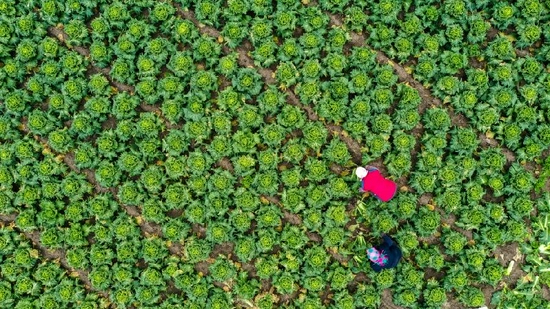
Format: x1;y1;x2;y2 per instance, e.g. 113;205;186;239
356;165;397;202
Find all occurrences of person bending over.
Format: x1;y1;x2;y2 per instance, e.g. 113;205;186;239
356;165;397;202
367;234;402;272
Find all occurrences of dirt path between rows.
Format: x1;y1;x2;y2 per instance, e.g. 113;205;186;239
0;217;110;300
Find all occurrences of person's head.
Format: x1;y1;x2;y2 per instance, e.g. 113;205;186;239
367;247;388;266
356;166;368;179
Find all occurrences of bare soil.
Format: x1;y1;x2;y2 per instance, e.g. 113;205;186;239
100;116;117;130
259;194;303;226
47;27;90;57
23;230;110;298
0;214;17;222
469;57;487;69
192;223;207;238
217;157;235;172
194;260;210;276
450;111;469;127
328;247;349;264
168;242;184;256
211;241;235;257
442;294;466;309
482;285;496;308
494;242;527;287
487;27;499;40
418;193;434;205
380;289;406;309
306;231;322;243
167;209;184;218
283;211;303;225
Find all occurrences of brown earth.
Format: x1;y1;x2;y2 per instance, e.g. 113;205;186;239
23;229;109;299
380;289;406;309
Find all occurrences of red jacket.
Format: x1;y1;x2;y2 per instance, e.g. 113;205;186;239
361;169;397;202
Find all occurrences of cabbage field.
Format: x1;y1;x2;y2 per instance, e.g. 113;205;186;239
1;0;550;308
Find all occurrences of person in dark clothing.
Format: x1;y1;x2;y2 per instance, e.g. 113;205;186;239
367;234;402;272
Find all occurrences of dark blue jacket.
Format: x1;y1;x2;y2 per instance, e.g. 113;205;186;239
370;235;402;272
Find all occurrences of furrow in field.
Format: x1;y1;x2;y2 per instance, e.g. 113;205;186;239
18;118;166;240
173;4;365;165
0;219;111;300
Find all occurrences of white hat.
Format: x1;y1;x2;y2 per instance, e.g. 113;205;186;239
355;167;368;178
